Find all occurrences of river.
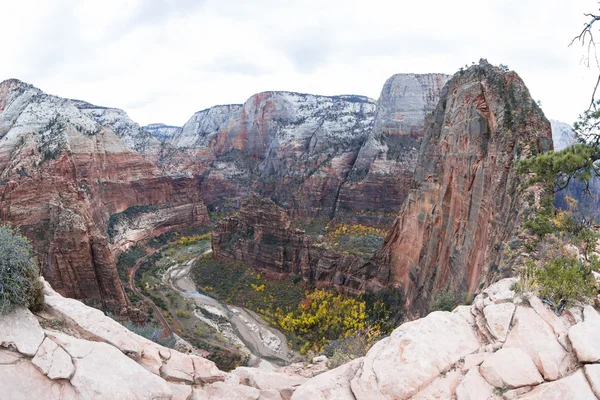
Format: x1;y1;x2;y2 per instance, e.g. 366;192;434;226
162;252;295;368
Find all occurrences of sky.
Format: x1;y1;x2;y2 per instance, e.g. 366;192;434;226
1;0;599;126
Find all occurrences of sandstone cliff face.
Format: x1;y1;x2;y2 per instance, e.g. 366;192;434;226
374;61;553;311
336;73;449;225
156;79;447;227
159;92;378;222
212;194;377;292
0;79;209;309
213;63;552;309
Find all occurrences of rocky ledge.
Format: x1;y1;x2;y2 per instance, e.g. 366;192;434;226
0;279;322;400
293;278;600;400
3;276;600;399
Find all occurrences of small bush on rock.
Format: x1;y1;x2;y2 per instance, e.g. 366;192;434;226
535;256;596;306
0;226;44;314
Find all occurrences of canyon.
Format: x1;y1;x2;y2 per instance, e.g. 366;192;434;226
214;61;553;314
0;71;450;310
2;60;598;399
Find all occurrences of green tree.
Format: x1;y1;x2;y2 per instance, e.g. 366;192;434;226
0;226;44;314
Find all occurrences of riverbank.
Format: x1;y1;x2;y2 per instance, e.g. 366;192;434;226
163;252;295;367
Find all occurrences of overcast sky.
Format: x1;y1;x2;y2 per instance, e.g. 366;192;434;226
1;0;598;126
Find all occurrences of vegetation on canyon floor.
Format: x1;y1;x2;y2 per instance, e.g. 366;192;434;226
191;254;402;357
0;225;44;314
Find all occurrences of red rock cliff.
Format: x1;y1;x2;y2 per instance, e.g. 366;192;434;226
0;80;209;309
374;61;552;311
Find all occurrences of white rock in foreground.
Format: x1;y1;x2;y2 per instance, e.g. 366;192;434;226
479;347;543;389
0;306;45;356
350;311;481;400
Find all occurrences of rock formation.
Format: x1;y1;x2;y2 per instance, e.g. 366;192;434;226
5;276;600;399
0;278;320;400
157;76;447;227
214;62;553;313
373;60;552;311
212;194;378;292
337;73;449;225
293;278;600;400
0;79;209;309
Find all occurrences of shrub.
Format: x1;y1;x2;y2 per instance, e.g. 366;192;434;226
276;289;367;354
324;326;381;368
429;289;467;313
0;226;44;314
534;256;596;306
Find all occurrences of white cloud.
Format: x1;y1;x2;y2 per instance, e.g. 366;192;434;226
0;0;597;126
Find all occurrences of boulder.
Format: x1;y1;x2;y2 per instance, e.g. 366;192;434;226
47;331;172;399
0;306;45;356
350;311;480;399
160;349;195;383
528;296;571;350
504;306;567;380
192;355;227;384
568;307;600;363
483;302;515;342
233;366;307;396
479;348;543;388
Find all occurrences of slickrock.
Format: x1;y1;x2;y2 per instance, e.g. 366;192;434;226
31;337;75;380
291;358;363;400
350;311;480;399
483;302;515;342
518;369;597;400
479;347;543;388
504;306;568;380
0;357;79;400
0;306;44;356
47;331;172;400
233;367;307;398
160;349;195;383
4;274;600;400
569;305;600;362
583;363;600;398
167;382;193;400
411;369;462;400
455;367;495;400
192;381;261;400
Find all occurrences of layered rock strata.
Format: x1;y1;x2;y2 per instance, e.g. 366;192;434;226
373;60;553;311
214;62;553;311
158;76;448;227
212;194;377;292
0;79;209;309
